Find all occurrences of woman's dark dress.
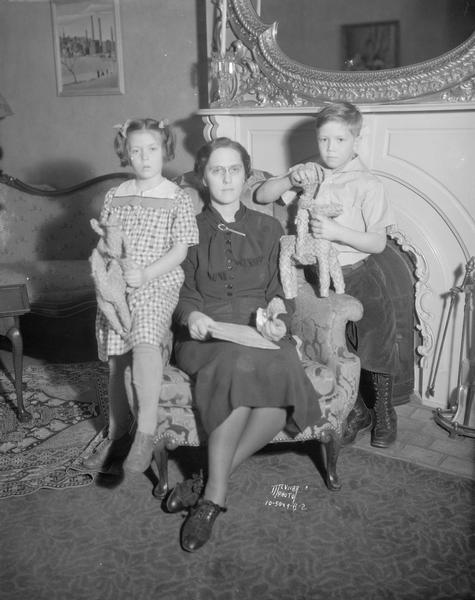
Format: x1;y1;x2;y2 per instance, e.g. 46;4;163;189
174;203;322;436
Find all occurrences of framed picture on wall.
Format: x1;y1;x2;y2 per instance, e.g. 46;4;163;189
342;21;399;71
51;0;125;96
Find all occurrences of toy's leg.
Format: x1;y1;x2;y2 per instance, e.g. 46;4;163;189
279;236;298;299
294;209;309;259
99;299;127;337
109;262;132;334
115;292;132;333
316;242;330;298
330;248;345;294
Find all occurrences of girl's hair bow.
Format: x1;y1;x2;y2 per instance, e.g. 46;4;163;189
112;119;131;138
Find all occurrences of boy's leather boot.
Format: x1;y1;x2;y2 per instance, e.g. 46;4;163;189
342;392;374;445
369;371;397;448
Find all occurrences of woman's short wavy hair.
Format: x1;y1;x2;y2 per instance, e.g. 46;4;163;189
194;137;252;180
113;118;175;166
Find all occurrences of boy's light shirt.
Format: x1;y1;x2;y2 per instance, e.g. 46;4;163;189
278;156;396;266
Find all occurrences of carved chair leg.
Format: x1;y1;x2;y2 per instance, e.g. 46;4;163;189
324;434;343;492
152;438;169;499
6;320;31;422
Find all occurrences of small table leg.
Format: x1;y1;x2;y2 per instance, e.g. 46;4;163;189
6;317;31;422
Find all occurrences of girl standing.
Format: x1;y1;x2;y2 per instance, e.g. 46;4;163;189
83;118;198;473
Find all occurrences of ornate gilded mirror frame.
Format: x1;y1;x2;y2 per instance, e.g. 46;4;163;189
211;0;475;107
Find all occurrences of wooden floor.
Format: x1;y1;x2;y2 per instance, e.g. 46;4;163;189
354;397;475;481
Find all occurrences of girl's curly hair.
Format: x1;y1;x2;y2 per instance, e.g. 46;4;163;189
113;118;175;167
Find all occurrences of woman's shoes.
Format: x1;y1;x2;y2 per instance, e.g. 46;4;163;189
122;431;155;473
166;472;204;513
81;432;133;471
180;499;226;553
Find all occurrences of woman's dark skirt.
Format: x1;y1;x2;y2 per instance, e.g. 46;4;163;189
174;335;323;436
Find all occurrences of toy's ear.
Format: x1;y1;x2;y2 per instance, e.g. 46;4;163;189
90;218;104;237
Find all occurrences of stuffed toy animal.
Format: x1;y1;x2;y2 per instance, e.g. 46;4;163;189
90;213;132;338
280;181;345;299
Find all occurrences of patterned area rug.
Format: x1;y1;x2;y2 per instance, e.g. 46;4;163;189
0;362;107;498
0;444;473;599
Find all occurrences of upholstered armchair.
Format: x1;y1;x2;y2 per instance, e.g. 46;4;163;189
150;171;363;498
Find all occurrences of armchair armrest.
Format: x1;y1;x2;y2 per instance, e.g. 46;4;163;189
291;274;363;424
291;273;363;369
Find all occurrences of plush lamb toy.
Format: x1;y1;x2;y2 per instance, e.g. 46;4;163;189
90;213;132;338
280;178;345;299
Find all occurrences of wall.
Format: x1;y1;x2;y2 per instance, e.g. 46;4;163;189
0;0;208;187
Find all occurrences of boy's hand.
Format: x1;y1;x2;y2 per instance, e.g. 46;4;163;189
310;215;341;241
123;262;147;287
188;311;215;341
289;162;324;188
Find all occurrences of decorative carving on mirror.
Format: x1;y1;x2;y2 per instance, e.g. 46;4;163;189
210;0;475;107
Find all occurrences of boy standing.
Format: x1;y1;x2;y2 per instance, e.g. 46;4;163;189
256;101;398;448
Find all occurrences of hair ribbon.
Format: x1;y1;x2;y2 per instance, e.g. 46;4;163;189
112;119;131;138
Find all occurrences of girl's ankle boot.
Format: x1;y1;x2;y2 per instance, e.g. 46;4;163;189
122;431;155;473
82;431;133;471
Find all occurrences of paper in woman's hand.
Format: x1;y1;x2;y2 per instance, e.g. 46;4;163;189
208;322;279;349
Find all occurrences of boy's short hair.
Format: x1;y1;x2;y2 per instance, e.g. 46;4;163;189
114;118;175;166
315;101;363;137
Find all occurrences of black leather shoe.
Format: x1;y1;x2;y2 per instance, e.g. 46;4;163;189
166;472;204;513
180;499;226;553
342;395;374;446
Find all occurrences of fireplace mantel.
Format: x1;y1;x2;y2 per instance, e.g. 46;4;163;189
198;103;475;409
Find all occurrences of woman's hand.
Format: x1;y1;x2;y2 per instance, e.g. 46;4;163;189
257;316;287;343
188;311;215;341
123;261;148;288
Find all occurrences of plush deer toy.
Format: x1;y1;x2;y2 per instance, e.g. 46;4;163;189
280;180;345;299
90;213;132;338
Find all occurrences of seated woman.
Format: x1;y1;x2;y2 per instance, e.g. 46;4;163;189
169;137;322;553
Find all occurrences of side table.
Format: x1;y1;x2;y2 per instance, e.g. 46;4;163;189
0;283;32;422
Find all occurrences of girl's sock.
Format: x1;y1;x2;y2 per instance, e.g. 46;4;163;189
108;353;133;439
132;343;163;434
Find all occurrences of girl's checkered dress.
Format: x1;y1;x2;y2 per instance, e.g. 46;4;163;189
95;178;198;361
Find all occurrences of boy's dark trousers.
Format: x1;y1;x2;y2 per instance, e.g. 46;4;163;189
340;257;398;447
